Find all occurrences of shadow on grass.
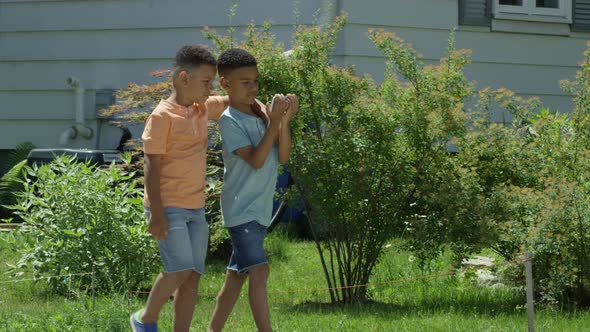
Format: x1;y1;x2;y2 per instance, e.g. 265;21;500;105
280;288;527;318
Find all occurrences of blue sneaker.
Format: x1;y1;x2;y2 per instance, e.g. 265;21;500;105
130;311;158;332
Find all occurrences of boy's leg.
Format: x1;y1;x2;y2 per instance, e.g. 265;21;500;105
213;221;270;331
248;264;271;332
172;210;208;332
141;270;194;323
140;208;202;325
172;271;200;332
207;269;247;332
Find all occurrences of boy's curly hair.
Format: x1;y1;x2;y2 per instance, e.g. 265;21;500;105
173;45;216;76
217;48;258;76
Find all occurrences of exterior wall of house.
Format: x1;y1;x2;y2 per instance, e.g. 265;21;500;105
1;0;588;153
0;0;322;151
337;0;587;121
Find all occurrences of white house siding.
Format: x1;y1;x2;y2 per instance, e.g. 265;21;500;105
0;0;588;154
336;0;587;121
0;0;322;151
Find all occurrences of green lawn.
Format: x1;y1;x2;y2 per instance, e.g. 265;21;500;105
1;230;589;331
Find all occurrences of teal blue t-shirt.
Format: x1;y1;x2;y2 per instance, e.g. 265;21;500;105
218;106;279;228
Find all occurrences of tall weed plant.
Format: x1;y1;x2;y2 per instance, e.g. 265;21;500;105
8;156;159;294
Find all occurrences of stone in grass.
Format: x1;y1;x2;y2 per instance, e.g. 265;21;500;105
462;256;495;268
476;269;499;287
462;256;503;288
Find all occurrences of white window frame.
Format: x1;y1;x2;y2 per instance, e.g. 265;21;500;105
497;0;530;14
494;0;572;23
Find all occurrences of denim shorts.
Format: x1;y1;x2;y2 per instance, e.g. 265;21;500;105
145;207;209;275
227;221;268;274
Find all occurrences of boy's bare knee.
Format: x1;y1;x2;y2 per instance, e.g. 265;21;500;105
251;264;269;274
249;264;270;280
188;270;200;281
184;271;200;287
228;270;248;282
223;270;247;292
162;269;196;286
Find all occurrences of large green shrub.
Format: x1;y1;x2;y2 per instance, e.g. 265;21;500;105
8;156;160;294
455;45;590;306
205;18;490;302
283;23;414;303
523;48;590;306
369;30;490;269
204;16;405;302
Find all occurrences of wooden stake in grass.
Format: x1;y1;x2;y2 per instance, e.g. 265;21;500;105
525;252;535;332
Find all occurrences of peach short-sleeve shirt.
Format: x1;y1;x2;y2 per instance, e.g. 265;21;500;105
142;96;225;209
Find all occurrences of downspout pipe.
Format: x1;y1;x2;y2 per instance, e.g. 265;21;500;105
60;76;93;145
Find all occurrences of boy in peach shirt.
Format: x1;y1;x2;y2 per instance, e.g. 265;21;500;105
131;45;227;332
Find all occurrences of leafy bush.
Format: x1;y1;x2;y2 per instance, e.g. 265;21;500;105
0;142;35;222
369;30;490;269
202;9;504;302
205;131;231;259
455;45;590;306
0;160;27;222
285;24;415;303
1;141;35;175
8;156;160;294
204;16;488;302
524;49;590;306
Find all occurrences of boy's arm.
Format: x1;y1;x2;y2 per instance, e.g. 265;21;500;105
144;154;168;240
234;126;279;169
277;124;291;164
234;95;289;169
206;96;266;121
206;96;229;121
141;111;170;240
277;94;299;164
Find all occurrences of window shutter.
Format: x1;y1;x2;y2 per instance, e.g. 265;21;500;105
573;0;590;32
459;0;491;26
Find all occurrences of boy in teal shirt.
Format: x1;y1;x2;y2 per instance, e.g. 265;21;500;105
207;48;298;332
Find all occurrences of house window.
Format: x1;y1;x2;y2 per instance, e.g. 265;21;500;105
498;0;528;14
537;0;559;8
494;0;572;22
500;0;523;6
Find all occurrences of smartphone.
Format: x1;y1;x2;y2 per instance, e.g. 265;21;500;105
269;95;278;113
